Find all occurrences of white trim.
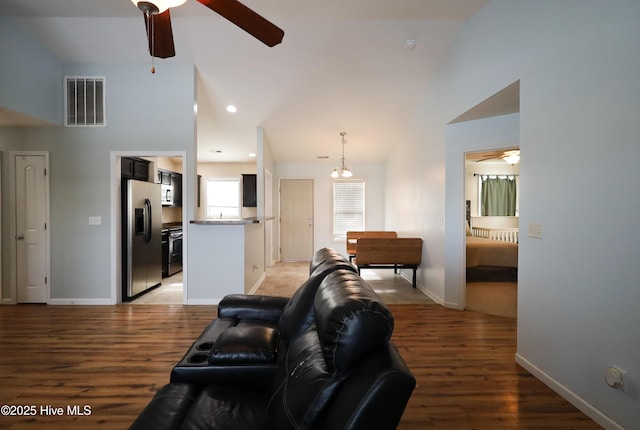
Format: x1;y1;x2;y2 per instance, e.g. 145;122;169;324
247;273;266;295
398;271;445;305
515;353;623;430
49;298;115;305
110;151;188;305
186;298;222;305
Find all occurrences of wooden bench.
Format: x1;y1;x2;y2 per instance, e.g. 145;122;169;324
353;238;423;288
346;231;397;261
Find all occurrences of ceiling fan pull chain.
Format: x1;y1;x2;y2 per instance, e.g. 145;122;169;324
151;13;156;73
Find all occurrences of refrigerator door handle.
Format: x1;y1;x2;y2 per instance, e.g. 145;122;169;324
144;198;152;243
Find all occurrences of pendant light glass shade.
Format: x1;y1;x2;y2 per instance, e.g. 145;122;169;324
331;132;353;178
131;0;187;14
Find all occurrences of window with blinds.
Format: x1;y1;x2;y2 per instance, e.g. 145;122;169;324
332;179;365;241
65;77;106;127
206;178;240;218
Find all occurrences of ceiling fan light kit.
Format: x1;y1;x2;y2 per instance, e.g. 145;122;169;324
331;132;353;178
132;0;285;67
502;150;520;165
132;0;186;15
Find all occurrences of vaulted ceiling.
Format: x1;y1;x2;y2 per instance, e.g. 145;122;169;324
1;0;491;163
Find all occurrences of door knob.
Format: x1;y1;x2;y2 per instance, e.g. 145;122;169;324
16;234;25;241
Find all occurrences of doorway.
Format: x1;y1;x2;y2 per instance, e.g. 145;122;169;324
279;179;314;261
111;152;187;304
464;149;519;318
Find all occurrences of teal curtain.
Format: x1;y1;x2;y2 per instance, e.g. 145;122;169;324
481;176;516;216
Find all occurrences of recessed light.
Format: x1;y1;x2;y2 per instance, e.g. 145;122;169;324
249;152;256;157
226;105;237;113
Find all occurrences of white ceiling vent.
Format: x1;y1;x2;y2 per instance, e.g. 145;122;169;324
65;77;106;127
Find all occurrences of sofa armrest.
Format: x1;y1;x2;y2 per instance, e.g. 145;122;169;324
129;384;200;430
218;294;289;322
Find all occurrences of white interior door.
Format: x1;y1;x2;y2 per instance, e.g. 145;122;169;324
280;179;313;261
15;154;49;303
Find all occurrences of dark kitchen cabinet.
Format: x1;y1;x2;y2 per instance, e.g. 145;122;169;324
242;174;257;207
171;172;182;207
161;229;169;277
158;168;183;208
121;157;150;181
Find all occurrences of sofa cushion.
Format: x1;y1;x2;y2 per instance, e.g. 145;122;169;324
278;260;356;346
209;321;279;365
129;383;200;430
309;247;349;274
263;328;342;430
217;295;289;322
314;270;394;374
264;271;393;430
178;385;269;430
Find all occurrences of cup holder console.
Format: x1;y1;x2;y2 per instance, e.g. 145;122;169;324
187;353;209;364
197;342;213;351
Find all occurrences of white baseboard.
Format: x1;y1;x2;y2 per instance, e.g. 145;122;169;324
399;271;444;305
48;298;115;305
248;273;267;295
186;298;221;305
515;353;623;430
442;301;464;310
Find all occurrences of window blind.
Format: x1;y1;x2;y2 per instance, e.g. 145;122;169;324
332;179;365;240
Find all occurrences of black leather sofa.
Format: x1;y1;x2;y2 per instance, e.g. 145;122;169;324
169;256;359;387
130;250;416;430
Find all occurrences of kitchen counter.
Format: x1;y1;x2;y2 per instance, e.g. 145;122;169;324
188;219;270;302
190;217;274;225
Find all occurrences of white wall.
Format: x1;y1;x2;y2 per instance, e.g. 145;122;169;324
445;113;520;309
0;53;197;302
275;162;385;257
386;1;640;428
0;17;61;125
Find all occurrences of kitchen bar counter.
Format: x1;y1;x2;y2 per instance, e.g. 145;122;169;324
187;219;271;303
190;217;274;225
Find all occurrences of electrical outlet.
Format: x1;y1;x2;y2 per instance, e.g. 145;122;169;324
527;223;543;239
605;366;625;390
89;216;101;226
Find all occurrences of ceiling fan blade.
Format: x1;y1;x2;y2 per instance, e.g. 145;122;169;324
476;155;500;162
143;9;176;59
196;0;284;47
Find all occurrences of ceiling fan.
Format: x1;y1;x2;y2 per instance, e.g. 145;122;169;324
468;148;520;165
131;0;285;60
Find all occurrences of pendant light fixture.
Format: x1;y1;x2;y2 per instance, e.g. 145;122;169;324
331;132;353;178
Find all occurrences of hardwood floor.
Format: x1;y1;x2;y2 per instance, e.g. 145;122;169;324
0;268;599;429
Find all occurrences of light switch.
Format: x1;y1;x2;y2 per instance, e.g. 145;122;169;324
89;216;101;226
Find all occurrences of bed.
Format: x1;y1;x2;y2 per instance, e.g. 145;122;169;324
466;226;518;282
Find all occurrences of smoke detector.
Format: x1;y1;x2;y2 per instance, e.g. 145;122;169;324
404;39;416;50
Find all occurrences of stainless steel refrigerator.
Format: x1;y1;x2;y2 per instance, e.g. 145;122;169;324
122;178;162;301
